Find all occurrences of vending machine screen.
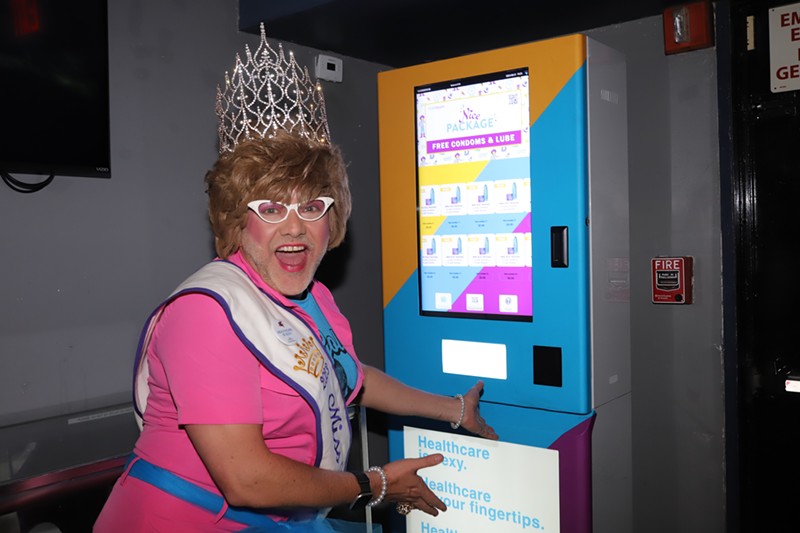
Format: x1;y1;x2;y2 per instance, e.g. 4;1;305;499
415;67;532;321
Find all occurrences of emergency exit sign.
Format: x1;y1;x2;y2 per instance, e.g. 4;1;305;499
769;2;800;93
651;257;693;304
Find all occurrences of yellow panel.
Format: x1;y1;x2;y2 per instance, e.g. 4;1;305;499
419;216;445;237
379;34;586;307
418;160;488;186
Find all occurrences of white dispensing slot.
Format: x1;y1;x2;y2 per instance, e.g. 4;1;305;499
441;339;508;380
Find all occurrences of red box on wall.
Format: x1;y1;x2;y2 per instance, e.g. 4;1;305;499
663;2;714;55
651;256;694;304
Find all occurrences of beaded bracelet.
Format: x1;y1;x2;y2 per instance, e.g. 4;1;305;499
367;465;387;508
450;393;465;430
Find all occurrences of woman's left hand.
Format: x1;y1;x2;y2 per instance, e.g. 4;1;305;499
459;381;499;440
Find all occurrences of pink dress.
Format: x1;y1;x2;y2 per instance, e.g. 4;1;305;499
94;252;364;532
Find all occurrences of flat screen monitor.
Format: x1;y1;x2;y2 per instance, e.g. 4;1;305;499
415;67;531;321
1;0;111;179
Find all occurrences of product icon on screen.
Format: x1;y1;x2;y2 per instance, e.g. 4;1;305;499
424;188;435;206
466;293;484;311
506;182;517;201
499;294;519;313
478;184;488;203
479;237;490;255
425;239;436;255
451;186;461;204
435;292;452;310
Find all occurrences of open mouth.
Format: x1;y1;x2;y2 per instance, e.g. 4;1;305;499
276;244;308;270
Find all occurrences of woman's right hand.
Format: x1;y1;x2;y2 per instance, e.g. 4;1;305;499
381;453;446;516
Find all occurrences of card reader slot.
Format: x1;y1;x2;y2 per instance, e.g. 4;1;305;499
533;345;563;387
551;226;569;267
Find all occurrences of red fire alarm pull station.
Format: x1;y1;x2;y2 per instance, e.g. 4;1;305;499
651;256;693;304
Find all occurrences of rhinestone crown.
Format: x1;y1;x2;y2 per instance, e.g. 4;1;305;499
215;23;331;153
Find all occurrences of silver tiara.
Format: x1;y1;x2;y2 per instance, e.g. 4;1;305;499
215;23;331;153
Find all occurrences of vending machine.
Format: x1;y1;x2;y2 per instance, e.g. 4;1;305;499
378;34;630;533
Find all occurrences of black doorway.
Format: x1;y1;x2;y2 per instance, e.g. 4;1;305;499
729;1;800;531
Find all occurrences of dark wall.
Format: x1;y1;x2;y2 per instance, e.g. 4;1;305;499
0;0;388;430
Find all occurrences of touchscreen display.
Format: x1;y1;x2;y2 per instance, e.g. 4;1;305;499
416;68;532;321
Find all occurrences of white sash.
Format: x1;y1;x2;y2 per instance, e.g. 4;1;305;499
134;261;352;475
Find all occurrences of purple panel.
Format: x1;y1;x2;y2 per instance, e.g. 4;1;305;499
514;212;532;233
550;413;595;533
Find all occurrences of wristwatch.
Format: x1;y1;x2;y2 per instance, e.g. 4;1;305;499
349;471;373;511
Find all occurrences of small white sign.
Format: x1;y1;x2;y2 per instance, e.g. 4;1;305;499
769;3;800;93
403;426;560;533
